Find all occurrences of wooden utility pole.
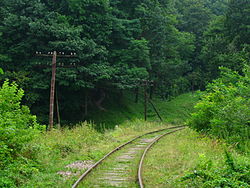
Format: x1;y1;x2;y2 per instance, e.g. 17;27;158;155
49;51;57;130
141;80;161;121
35;51;76;130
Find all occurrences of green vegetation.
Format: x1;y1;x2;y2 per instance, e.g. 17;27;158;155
0;0;198;124
90;92;198;128
23;122;170;187
78;127;168;188
182;151;250;187
0;91;197;187
185;66;250;187
0;80;44;187
1;0;248;124
0;0;249;187
143;128;250;187
189;66;250;152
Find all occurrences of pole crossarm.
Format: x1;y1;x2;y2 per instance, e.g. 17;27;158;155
35;51;77;58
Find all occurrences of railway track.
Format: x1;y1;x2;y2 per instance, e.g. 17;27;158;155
72;125;185;188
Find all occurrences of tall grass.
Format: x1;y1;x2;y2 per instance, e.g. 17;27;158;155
22;92;199;187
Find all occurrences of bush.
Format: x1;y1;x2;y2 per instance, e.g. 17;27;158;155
188;66;250;152
182;152;250;187
0;80;44;187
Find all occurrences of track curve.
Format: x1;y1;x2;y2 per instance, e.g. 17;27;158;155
72;125;185;188
138;127;185;188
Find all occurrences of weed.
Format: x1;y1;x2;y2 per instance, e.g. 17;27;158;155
182;151;250;187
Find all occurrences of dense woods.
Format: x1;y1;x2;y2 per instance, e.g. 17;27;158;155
0;0;249;187
1;0;248;124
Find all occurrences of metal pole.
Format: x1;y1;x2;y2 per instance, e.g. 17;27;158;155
49;51;57;130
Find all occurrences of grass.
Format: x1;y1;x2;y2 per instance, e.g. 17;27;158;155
19;92;250;187
88;92;199;129
21;92;199;187
143;128;250;187
152;93;199;124
23;121;170;187
79;129;173;188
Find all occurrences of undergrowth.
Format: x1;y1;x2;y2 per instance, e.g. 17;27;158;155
22;92;198;187
0;80;45;187
188;66;250;152
24;121;168;187
182;151;250;187
186;66;250;187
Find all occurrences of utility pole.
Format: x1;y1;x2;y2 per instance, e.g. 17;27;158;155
142;80;153;121
49;51;56;130
141;80;161;121
35;51;76;130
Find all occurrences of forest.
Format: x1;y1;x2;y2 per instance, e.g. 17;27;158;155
1;0;248;124
0;0;249;187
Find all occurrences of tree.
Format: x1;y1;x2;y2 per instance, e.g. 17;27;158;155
225;0;250;49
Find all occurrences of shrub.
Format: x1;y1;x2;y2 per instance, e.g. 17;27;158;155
182;152;250;187
188;66;250;152
0;80;44;187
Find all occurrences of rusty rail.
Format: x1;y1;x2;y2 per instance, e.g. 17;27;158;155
72;125;185;188
138;127;185;188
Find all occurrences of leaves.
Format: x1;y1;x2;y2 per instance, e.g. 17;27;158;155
0;80;44;181
189;66;250;152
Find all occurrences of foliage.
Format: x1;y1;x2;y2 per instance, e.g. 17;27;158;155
0;0;200;124
0;80;44;187
188;66;250;152
225;0;250;49
200;0;250;82
0;0;248;128
182;151;250;187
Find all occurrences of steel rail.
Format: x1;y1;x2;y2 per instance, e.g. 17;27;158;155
72;125;186;188
138;127;186;188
